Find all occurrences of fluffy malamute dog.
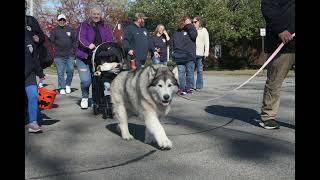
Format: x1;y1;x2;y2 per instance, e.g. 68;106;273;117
111;65;179;150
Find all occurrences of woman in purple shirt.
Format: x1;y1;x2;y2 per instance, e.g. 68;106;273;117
75;5;113;109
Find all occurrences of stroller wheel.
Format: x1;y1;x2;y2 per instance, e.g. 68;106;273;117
93;104;99;115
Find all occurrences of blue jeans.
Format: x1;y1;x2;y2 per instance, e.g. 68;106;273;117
25;85;38;123
55;57;74;90
152;57;167;65
195;56;204;89
75;58;92;98
177;61;195;90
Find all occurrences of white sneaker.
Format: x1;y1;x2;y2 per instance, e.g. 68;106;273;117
66;86;71;94
60;89;66;95
80;98;88;109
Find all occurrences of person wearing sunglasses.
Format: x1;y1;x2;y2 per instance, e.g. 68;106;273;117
49;14;76;95
192;16;209;91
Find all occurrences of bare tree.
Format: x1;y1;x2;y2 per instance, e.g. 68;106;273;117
27;0;129;41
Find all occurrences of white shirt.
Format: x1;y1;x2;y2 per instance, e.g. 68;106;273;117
196;27;210;57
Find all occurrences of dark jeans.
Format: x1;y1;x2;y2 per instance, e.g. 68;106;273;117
177;61;195;90
195;56;204;89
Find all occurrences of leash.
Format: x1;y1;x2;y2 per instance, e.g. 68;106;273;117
178;33;295;102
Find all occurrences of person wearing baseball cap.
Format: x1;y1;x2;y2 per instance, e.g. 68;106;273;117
57;14;66;21
123;12;158;70
49;14;76;95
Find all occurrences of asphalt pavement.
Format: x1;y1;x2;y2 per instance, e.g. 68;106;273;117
25;72;295;180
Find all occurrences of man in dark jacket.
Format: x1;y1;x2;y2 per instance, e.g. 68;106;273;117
49;14;76;94
123;13;159;70
259;0;295;129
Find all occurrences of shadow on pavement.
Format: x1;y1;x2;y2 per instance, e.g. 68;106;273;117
51;104;59;108
25;110;60;126
204;105;295;130
223;137;294;161
168;114;294;161
106;123;161;149
71;88;79;93
38;111;60;126
53;88;79;95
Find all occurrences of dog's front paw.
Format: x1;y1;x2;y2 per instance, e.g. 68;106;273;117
157;138;172;150
122;134;134;140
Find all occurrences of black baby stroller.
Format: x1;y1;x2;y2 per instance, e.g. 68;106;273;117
91;42;124;119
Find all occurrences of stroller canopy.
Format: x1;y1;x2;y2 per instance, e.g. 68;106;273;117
92;42;124;71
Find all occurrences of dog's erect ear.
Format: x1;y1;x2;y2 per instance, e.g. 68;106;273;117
148;65;157;82
171;66;179;81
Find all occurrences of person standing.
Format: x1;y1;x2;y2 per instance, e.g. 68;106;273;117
123;13;159;70
25;3;46;132
49;14;76;94
152;24;170;65
259;0;295;129
75;5;113;109
192;16;209;91
171;16;197;95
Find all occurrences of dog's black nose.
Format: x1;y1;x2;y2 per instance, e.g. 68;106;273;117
163;94;170;100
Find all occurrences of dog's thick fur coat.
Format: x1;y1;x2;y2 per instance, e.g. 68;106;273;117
111;65;178;149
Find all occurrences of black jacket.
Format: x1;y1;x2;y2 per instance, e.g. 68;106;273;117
25;34;44;87
171;24;198;60
123;23;155;61
261;0;295;53
26;15;51;69
49;25;76;58
25;15;45;45
152;34;170;61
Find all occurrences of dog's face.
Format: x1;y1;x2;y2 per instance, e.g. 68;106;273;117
148;65;179;107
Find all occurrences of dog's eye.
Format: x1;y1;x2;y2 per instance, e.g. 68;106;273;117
158;84;162;88
168;84;172;87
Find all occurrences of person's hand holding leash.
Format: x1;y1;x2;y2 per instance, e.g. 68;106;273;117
279;30;293;44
